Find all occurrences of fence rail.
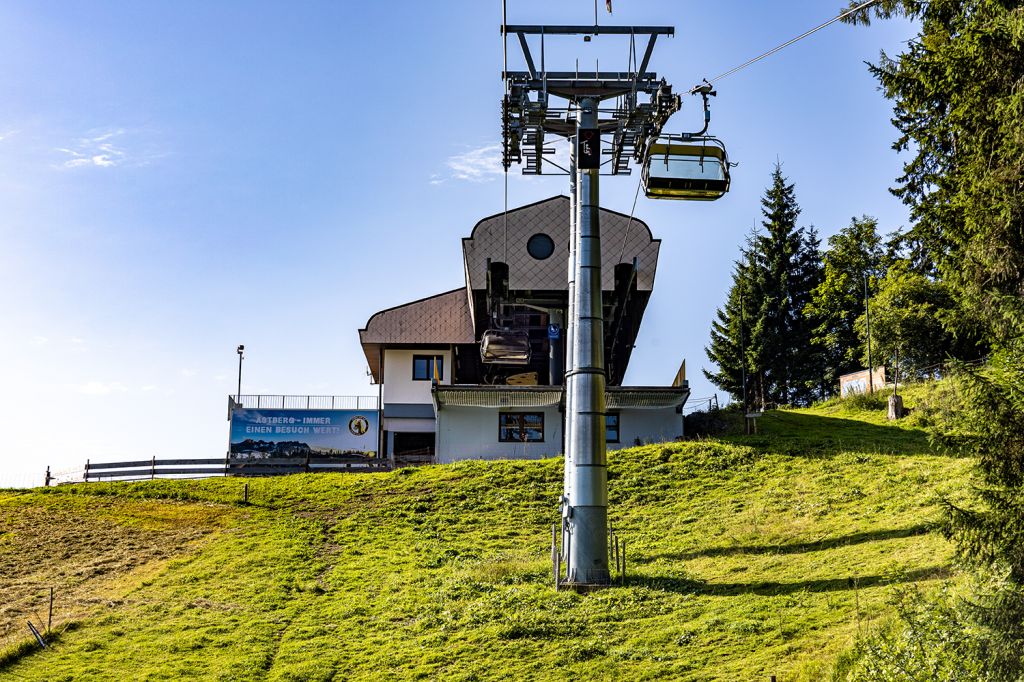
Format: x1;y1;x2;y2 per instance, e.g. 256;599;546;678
64;455;390;483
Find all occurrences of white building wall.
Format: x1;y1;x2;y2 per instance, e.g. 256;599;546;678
435;405;681;463
382;349;452;405
436;405;563;464
609;407;683;450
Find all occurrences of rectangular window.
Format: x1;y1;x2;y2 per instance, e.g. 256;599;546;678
499;412;545;443
412;355;443;381
605;413;620;444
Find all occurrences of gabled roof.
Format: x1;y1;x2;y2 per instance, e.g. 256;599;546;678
462;195;660;293
359;289;475;382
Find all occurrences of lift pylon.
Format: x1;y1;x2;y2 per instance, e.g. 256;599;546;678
500;21;680;589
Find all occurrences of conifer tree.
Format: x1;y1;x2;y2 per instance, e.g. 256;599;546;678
748;164;819;406
706;165;822;407
845;2;1024;675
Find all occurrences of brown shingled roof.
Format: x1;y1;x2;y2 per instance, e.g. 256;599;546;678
359;289;475;382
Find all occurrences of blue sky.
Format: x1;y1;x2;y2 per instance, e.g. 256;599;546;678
0;1;915;485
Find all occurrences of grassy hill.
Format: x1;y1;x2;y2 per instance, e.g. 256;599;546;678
0;388;972;680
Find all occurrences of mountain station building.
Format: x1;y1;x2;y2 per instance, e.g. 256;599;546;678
358;196;689;466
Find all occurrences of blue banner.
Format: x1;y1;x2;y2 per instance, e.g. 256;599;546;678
229;408;379;459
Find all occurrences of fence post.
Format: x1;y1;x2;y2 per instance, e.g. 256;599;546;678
552;523;560;591
45;466;51;487
48;587;54;634
151;456;156;480
614;540;622;585
84;459;90;482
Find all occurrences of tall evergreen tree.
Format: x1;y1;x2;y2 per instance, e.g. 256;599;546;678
748;164;820;406
846;2;1024;676
789;225;825;403
846;0;1024;343
706;165;822;407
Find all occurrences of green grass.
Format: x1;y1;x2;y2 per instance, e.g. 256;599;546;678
0;390;972;680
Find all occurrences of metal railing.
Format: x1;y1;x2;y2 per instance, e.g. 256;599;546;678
230;395;379;411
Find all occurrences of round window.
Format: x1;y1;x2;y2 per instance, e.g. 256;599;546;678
527;233;555;260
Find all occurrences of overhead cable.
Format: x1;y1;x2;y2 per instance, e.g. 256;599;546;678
692;0;882;92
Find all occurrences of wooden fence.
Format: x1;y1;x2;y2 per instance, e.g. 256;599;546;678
75;455;391;483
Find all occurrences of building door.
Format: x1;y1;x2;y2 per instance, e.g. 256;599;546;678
392;432;435;466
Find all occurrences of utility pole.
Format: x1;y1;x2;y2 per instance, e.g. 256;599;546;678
740;276;749;435
501;22;680;588
863;274;873;393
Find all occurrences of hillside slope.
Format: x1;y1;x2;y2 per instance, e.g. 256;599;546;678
0;396;971;680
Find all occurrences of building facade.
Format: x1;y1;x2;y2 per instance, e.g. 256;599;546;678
358;196;689;465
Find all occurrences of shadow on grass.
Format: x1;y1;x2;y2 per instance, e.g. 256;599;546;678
661;524;933;562
718;411;937;457
636;565;950;597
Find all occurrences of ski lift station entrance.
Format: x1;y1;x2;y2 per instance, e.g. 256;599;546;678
359;196;689;466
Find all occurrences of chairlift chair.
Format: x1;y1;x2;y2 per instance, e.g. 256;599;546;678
642;136;731;201
480;328;532;365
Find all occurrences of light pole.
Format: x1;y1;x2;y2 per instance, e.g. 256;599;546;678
863;274;873;393
236;345;245;407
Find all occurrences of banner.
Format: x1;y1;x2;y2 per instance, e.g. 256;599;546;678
229;408;379;459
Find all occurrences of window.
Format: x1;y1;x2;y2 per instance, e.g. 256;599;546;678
526;233;555;260
605;413;620;444
499;412;544;442
412;355;444;381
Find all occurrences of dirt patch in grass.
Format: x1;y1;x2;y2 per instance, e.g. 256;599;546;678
0;493;233;651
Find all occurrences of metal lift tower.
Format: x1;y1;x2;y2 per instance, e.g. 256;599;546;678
501;21;681;588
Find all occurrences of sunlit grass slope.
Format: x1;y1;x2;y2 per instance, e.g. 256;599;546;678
1;388;970;680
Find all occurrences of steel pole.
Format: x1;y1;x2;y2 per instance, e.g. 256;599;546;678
562;139;577;571
565;97;609;586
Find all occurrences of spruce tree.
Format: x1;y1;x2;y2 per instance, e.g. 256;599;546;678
846;0;1024;343
789;225;825;403
846;2;1024;675
748;164;817;406
706;165;822;407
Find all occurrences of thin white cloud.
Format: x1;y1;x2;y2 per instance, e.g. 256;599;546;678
30;335;48;345
446;144;504;182
178;368;197;378
71;381;128;396
56;129;128;169
444;139;572;183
